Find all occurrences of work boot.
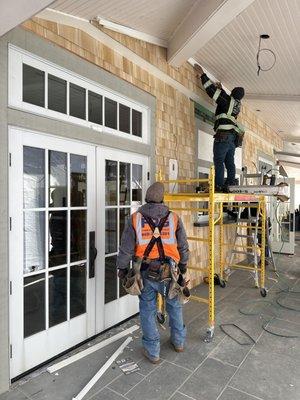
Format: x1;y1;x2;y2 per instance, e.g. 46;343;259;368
142;348;160;364
170;342;184;353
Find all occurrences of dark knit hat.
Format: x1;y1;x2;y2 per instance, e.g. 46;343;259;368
231;87;245;100
145;182;165;203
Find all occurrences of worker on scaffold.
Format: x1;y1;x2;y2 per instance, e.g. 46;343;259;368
194;64;245;192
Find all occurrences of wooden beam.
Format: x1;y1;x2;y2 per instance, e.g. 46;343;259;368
0;0;54;37
168;0;255;67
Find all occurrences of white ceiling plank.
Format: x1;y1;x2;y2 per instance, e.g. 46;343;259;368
167;0;256;67
0;0;55;37
246;94;300;102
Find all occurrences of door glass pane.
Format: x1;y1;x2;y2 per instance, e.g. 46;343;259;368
132;164;143;205
70;263;86;318
23;146;45;209
119;104;130;134
88;91;102;125
71;210;86;262
119;208;130;243
23;64;45;107
105;256;117;303
24;273;45;337
119;163;130;205
132;109;142;137
70;83;86;120
49;151;67;208
105;98;117;129
105;209;117;254
49;268;67;328
49;211;67;267
105;160;117;206
48;74;67;114
24;211;45;274
71;154;87;207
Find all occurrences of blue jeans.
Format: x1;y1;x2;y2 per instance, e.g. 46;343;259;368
139;272;186;358
213;133;236;188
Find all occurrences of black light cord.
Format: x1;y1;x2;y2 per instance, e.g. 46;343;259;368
257;36;276;76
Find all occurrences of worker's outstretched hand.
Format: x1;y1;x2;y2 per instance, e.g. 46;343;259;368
194;64;204;78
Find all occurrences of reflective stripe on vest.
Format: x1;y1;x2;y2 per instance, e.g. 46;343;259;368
216;124;242;134
132;212;180;262
203;80;213;89
213;88;221;101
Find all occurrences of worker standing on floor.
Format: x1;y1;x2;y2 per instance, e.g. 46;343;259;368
116;182;189;364
194;64;245;192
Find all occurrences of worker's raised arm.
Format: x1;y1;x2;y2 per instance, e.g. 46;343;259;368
194;64;229;105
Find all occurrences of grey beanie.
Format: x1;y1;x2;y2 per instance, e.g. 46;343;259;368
145;182;165;203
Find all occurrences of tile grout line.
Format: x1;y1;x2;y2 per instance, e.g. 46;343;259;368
212;272;289;400
16;387;33;400
227;385;266;400
215;328;266;400
107;386;131;400
124;360;166;396
177;391;197;400
165;335;228;400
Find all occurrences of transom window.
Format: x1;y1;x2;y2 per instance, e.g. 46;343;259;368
9;45;148;142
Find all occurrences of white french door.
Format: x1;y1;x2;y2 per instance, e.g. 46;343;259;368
9;127;97;378
9;128;149;379
97;147;148;330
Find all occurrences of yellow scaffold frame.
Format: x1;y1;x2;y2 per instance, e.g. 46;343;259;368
158;166;267;342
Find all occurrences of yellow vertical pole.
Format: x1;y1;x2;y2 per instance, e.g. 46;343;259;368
219;202;224;280
205;165;215;342
260;197;266;294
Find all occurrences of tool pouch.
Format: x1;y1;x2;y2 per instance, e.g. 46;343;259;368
234;132;244;147
122;258;144;296
146;263;172;282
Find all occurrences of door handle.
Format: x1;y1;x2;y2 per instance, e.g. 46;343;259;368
89;231;97;278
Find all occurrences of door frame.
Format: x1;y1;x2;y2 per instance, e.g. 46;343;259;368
9;126;97;378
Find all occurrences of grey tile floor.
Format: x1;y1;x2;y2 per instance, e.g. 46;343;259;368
2;240;300;400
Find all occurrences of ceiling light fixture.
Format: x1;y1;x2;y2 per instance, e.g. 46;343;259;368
256;34;276;76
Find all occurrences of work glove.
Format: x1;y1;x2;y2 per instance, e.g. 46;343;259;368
118;268;129;279
178;263;187;275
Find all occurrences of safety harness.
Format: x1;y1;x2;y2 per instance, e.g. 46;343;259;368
141;211;170;262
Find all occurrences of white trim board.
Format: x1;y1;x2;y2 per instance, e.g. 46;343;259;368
35;8;214;112
47;324;139;373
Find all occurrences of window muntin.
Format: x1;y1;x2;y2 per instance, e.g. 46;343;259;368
11;47;148;142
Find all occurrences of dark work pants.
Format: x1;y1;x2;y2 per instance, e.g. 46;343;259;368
213;133;236;188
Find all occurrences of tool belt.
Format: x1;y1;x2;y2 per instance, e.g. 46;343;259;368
144;261;172;282
214;130;232;140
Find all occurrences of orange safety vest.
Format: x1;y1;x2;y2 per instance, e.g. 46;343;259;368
132;211;180;263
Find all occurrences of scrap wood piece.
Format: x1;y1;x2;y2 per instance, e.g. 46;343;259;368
73;336;133;400
47;325;139;374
